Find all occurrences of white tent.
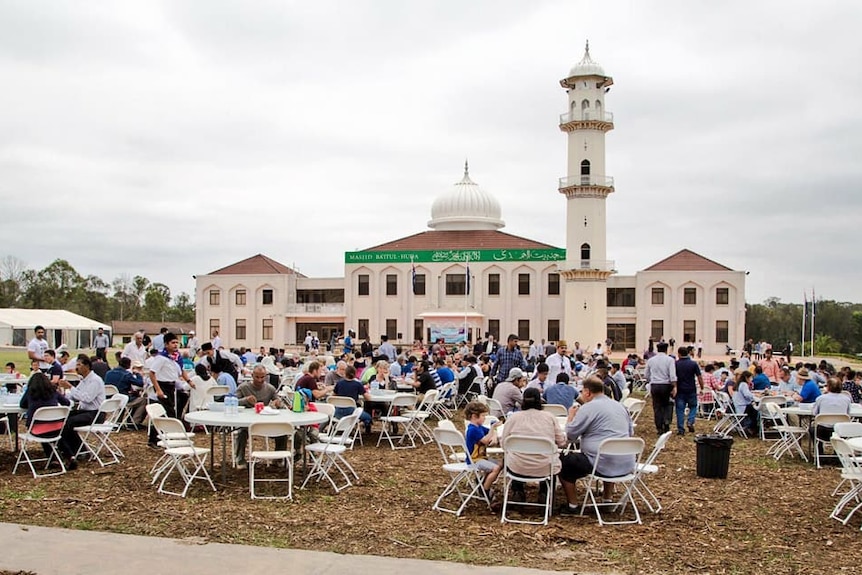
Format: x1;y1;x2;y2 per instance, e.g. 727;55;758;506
0;309;110;350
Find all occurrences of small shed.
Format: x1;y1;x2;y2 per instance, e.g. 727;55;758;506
111;321;196;346
0;309;110;349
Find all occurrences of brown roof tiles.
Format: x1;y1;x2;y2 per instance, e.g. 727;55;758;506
644;249;733;272
208;254;305;277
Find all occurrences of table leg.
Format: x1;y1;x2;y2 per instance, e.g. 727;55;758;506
9;413;19;453
221;427;228;485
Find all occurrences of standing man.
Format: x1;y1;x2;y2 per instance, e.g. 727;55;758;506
527;339;542;363
378;335;397;363
27;325;50;372
147;333;190;447
56;355;106;463
93;328;110;362
186;330;200;359
674;347;703;436
645;341;677;435
122;331;148;365
152;327;168;352
546;342;572;385
696;339;703;359
490;334;526;386
211;329;222;350
760;348;781;384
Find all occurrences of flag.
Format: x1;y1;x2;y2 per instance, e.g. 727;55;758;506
411;260;417;295
465;260;471;295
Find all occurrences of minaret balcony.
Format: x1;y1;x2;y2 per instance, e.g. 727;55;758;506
558;175;614;198
559;110;614;132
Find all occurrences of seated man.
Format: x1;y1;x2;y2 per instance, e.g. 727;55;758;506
333;365;373;433
558;376;635;514
104;357;143;397
544;372;578;409
233;365;285;469
490;368;526;417
55;354;107;461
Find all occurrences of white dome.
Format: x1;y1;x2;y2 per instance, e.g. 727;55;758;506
568;41;606;78
428;163;505;231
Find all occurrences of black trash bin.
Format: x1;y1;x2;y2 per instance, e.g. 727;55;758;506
695;434;733;478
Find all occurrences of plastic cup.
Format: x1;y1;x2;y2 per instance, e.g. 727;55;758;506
255;402;264;413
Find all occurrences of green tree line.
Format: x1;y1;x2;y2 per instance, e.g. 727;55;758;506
0;256;194;324
746;297;862;355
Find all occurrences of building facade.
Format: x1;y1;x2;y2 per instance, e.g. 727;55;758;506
194;45;745;356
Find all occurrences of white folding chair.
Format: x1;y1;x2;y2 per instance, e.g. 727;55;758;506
578;437;646;526
13;406;71;478
486;397;505;418
311;402;336;432
151;417;215;497
249;421;296;500
623;398;645;427
635;431;672;513
431;382;456;419
103;384;119;397
758;396;788;441
814;413;852;469
376;393;418;450
712;392;749;438
831;423;862;497
327;396;363;446
543;404;568;418
74;395;126;466
500;435;558;526
403;389;438;445
829;437;862;528
302;413;359;493
764;402;808;462
431;426;491;516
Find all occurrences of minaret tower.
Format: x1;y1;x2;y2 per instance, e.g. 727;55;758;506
558;41;615;350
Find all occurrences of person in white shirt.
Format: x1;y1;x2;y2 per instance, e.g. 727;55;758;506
186;331;200;358
27;325;50;371
146;333;190;447
211;330;222;350
122;331;149;364
546;343;572;384
56;354;107;461
378;335;397;363
528;339;543;362
93;328;110;361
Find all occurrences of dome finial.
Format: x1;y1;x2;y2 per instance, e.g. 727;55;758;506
464;158;469;178
585;39;590;57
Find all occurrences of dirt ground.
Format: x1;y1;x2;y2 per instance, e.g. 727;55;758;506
0;401;860;575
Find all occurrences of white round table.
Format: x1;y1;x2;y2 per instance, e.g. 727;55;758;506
185;409;329;484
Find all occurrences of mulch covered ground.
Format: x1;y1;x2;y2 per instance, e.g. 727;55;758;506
0;402;859;575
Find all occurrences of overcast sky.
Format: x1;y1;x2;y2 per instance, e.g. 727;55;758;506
1;0;859;305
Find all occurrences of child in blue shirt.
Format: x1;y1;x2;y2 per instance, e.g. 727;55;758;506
464;401;502;499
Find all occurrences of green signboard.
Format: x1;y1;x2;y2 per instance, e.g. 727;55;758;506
345;248;566;265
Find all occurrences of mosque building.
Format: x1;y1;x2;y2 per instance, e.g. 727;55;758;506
195;44;746;356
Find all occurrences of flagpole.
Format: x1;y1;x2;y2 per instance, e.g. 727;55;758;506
410;255;415;348
801;290;806;359
810;287;816;358
464;254;469;344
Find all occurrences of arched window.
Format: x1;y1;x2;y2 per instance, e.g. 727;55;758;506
581;99;590;119
595;100;602;117
580;159;590;184
580;243;591;265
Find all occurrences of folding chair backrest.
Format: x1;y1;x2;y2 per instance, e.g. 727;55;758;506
329;413;359;445
626;400;646;422
831;437;862;472
833;422;862;439
437;420;458;432
765;401;786;422
29;406;71;438
643;431;672;466
620;387;631;401
486;397;504;416
476;395;489;406
249;421;295;440
146;403;167;420
543;404;568;418
596;437;645;457
392;393;418;409
206;386;230;399
99;396;124;419
327;396;357;409
152;417;187;438
104;384;119;397
622;397;639;410
502;435;557;455
419;389;439;410
814;413;851;427
312;402;336;419
433;426;466;449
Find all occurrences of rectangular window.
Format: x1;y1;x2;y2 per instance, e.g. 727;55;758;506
487;320;500;342
386;319;397;341
716;287;729;305
547;320;560;342
235;290;246;306
683;287;697;305
518;273;530;295
358;274;369;296
413;273;426;296
606;323;636;351
358;319;369;341
386;274;397;296
235;319;246;341
547;273;560;296
488;273;501;296
607;287;636;307
517;320;530;341
683;320;696;343
445;273;467;296
650;320;664;341
414;319;424;342
209;289;220;306
262;289;273;305
209;319;220;336
261;319;272;340
716;320;729;344
651;287;664;305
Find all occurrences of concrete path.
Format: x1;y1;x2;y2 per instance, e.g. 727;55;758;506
0;523;581;575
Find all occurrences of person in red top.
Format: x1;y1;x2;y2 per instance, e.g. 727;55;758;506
760;349;781;383
295;361;332;400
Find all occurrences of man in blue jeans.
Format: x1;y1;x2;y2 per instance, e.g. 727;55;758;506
674;346;703;436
